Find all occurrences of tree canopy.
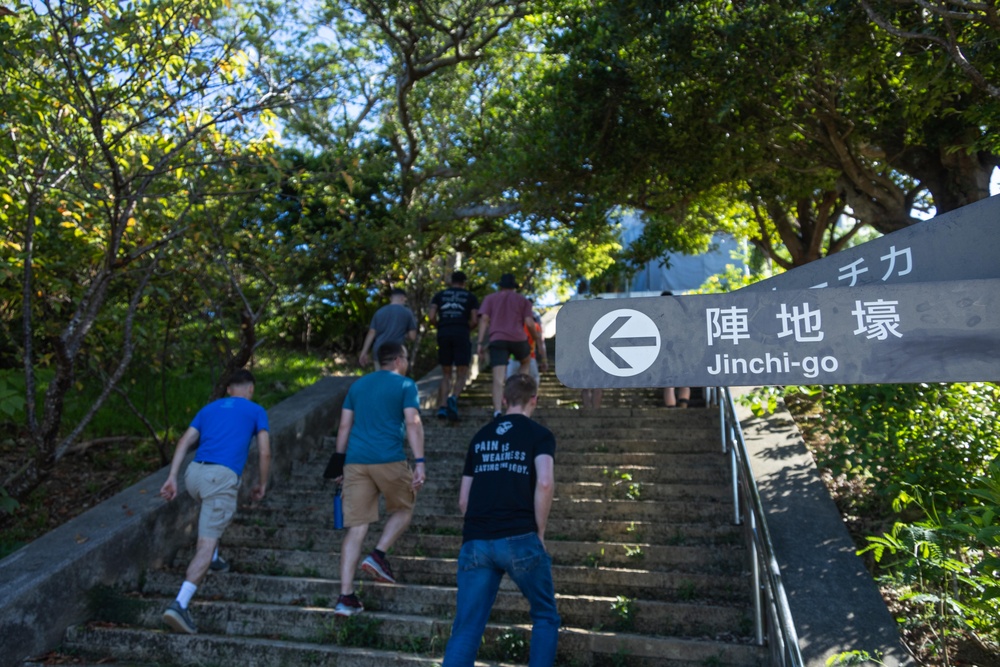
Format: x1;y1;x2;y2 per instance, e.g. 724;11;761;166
3;0;999;501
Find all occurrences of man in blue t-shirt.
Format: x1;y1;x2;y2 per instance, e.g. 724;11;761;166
326;342;426;617
442;374;561;666
428;270;479;421
159;369;271;635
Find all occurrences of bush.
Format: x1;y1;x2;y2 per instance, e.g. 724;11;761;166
771;381;1000;659
817;383;1000;514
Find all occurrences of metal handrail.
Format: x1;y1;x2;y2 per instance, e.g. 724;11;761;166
712;386;805;667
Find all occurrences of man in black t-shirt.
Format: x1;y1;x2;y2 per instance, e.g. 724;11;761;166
441;374;561;667
428;271;479;421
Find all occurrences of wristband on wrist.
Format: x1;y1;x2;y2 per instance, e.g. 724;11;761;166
414;457;425;463
323;452;347;480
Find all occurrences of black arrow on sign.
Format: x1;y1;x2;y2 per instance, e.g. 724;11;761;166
592;315;658;369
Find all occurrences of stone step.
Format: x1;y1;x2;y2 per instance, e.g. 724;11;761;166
64;604;763;667
65;614;766;667
417;425;721;445
61;624;455;667
138;572;750;636
273;480;731;505
293;458;731;486
160;548;748;601
366;436;725;456
218;526;745;572
172;543;747;591
225;510;742;546
252;492;734;524
314;422;723;445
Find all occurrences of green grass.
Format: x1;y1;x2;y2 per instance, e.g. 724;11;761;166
76;346;341;441
0;346;347;555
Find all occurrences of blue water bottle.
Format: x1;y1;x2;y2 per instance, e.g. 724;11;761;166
333;486;344;529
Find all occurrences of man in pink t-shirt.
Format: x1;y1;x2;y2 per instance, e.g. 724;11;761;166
476;273;548;417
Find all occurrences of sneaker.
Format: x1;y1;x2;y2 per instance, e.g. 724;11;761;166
209;557;230;573
334;593;364;617
436;406;448;420
162;600;198;634
361;551;397;584
446;395;459;422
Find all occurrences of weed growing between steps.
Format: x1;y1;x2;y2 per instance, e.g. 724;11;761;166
479;629;529;663
584;548;605;567
610;595;637;631
603;467;644;500
623;544;644;561
316;614;446;658
323;615;382;647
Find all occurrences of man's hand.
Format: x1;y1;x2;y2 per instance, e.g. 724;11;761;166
251;482;267;502
159;477;177;502
411;462;426;491
359;351;370;367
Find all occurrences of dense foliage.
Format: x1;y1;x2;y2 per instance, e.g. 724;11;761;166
780;383;1000;661
2;0;998;549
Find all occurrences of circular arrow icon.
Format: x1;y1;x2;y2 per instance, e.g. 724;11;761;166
588;309;661;377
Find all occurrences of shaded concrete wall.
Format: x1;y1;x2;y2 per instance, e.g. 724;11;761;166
0;376;356;667
735;397;913;667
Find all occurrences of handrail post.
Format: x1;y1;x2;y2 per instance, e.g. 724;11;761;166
719;395;727;454
730;443;740;526
719;386;805;667
751;513;764;645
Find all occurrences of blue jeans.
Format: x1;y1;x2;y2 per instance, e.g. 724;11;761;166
442;533;561;666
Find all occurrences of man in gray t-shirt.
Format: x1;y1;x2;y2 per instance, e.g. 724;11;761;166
359;288;418;370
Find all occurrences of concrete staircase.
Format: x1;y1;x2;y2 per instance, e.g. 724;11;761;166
37;371;765;667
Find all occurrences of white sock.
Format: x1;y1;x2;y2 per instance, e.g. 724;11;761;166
176;581;197;609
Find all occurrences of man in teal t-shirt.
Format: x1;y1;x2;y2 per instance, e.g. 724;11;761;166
327;342;426;616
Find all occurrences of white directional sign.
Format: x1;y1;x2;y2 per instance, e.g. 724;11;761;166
556;279;1000;389
588;309;661;377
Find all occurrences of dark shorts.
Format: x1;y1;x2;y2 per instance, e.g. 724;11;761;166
488;339;530;368
438;331;473;367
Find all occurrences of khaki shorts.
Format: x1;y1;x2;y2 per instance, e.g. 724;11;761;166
184;461;239;540
342;461;415;527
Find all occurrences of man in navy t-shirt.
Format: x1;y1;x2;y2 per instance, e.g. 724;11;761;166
159;369;270;634
442;374;561;666
428;270;479;421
